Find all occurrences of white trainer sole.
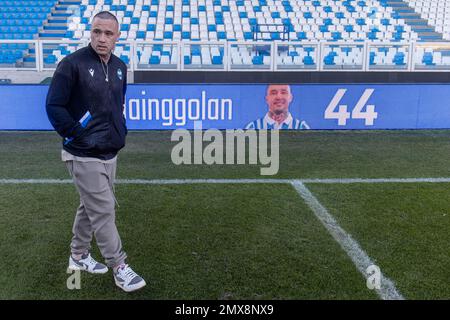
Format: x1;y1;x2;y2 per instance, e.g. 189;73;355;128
114;279;147;292
68;259;109;274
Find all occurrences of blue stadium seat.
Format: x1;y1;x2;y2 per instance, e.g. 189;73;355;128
323;18;333;26
324;53;336;65
191;46;201;56
345;25;354;32
297;32;307;40
422;53;434;65
370;52;376;65
244;32;253;40
136;31;145;39
332;32;343;41
120;55;129;64
44;54;57;64
218;32;227;40
303;56;315;65
393;52;405;65
271;33;280;40
252;55;263;65
356;18;366;26
368;32;378;40
320;25;329;32
149;56;160;64
212;56;222;65
336;12;345;19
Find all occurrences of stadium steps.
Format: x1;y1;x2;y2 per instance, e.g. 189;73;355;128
39;0;81;39
385;0;444;42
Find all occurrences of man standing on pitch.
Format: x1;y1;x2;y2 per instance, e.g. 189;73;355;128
46;11;145;292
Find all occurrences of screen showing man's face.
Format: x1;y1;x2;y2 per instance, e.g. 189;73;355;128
266;85;293;115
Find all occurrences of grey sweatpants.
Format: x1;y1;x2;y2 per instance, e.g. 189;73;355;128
66;159;127;268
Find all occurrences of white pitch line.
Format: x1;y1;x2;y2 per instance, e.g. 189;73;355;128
1;177;450;184
301;177;450;184
115;178;293;185
291;180;404;300
0;178;292;185
0;179;73;184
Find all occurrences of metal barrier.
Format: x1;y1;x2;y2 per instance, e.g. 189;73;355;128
1;40;450;72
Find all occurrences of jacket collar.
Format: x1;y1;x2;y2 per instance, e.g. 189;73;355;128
87;43;98;58
88;43;113;64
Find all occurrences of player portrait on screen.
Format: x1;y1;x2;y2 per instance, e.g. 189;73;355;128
245;84;310;130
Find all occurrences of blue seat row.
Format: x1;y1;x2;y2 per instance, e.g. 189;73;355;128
0;7;51;13
0;43;29;49
102;0;136;4
0;33;34;39
0;20;43;26
44;54;57;64
0;13;47;19
0;1;54;7
0;55;19;63
0;26;39;33
182;56;223;65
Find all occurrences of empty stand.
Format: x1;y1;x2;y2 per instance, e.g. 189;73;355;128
1;0;450;70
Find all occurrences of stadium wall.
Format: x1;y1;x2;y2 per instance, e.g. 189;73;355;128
1;83;450;130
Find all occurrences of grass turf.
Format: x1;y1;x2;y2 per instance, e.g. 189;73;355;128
307;183;450;299
1;130;450;179
0;183;377;299
1;130;450;300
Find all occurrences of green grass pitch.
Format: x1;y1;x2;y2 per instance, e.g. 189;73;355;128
0;130;449;299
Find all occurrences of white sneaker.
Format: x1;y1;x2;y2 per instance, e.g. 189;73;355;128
68;253;108;274
114;264;146;292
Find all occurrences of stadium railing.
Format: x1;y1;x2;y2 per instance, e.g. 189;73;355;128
1;39;450;72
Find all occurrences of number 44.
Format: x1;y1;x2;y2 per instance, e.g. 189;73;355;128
325;89;378;126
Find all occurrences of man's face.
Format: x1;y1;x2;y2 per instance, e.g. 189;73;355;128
90;17;120;57
266;85;293;115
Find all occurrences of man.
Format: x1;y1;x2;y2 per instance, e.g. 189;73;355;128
46;11;146;293
245;84;310;130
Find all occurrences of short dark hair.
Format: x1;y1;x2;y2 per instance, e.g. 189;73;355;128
266;84;291;93
92;11;119;24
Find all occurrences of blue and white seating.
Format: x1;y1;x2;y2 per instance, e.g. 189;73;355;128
406;0;450;41
1;0;450;69
65;0;418;43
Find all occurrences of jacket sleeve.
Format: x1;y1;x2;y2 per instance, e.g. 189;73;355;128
122;66;128;134
123;67;127;98
45;58;84;139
